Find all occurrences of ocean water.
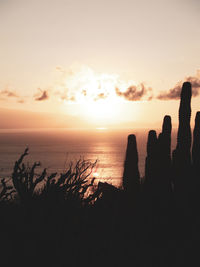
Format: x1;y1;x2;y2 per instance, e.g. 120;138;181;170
0;129;177;187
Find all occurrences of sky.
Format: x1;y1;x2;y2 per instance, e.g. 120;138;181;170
0;0;200;129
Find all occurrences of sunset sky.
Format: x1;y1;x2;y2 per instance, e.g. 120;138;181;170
0;0;200;129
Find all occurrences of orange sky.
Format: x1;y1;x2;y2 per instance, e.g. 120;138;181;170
0;0;200;129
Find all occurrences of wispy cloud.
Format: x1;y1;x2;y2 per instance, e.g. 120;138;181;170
35;89;49;101
115;83;152;101
157;71;200;100
0;89;19;98
94;93;108;101
17;99;25;104
60;95;75;101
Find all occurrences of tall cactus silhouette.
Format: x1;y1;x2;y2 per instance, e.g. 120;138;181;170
157;115;173;207
123;134;140;197
158;116;171;163
145;130;158;184
174;82;192;165
158;116;172;180
192;111;200;174
191;111;200;210
172;82;192;212
145;117;171;188
143;130;162;214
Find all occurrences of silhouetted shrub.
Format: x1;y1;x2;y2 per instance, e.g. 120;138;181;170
0;178;15;202
39;158;98;206
11;148;99;206
12;148;47;203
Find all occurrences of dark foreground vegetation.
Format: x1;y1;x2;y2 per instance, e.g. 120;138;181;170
1;82;200;267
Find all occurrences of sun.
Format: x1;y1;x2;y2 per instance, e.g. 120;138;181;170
83;99;119;120
59;65;140;125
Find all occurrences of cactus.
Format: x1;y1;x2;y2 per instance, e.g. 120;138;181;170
172;82;192;212
192;111;200;173
190;111;200;211
157;116;173;207
123;134;140;196
172;82;192;175
158;116;172;177
160;115;172;162
175;82;192;165
145;130;158;183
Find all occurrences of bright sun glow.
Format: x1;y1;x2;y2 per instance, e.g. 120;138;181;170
96;127;107;130
58;65;142;124
82;99;121;123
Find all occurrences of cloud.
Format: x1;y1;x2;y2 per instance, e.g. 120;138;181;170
157;83;182;100
35;89;49;101
0;88;27;105
186;76;200;96
115;83;152;101
17;99;25;104
0;89;19;98
54;65;154;103
60;95;76;101
53;65;200;103
157;72;200;100
94;93;108;101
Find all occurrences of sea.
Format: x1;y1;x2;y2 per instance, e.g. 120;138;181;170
0;128;177;187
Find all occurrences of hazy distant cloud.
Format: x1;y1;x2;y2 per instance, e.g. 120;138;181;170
157;73;200;100
17;99;25;104
157;83;182;100
60;94;76;101
186;76;200;96
115;83;152;101
94;93;108;101
0;89;19;98
82;89;87;96
35;89;49;101
53;87;76;102
55;66;67;74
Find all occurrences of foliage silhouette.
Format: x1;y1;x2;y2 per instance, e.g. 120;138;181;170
0;178;14;201
11;148;98;206
12;148;47;203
